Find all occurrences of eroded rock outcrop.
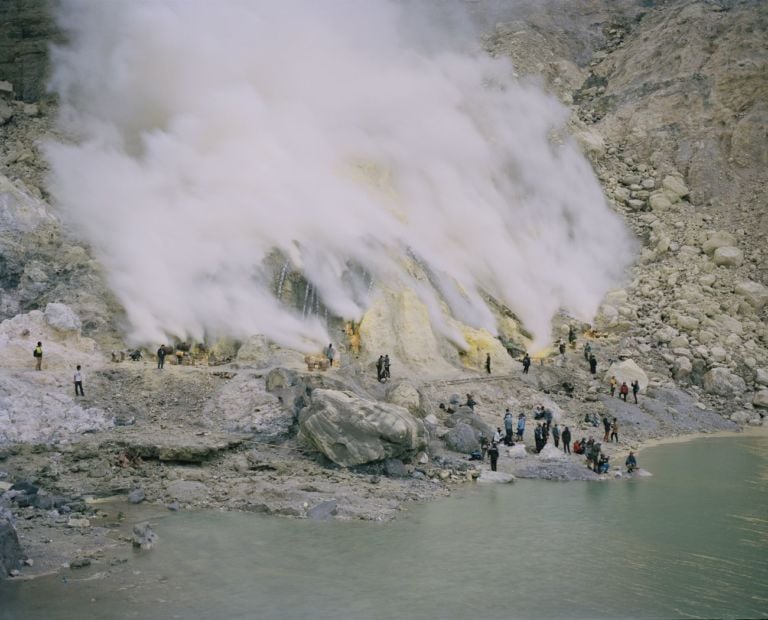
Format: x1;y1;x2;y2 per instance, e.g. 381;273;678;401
298;389;427;466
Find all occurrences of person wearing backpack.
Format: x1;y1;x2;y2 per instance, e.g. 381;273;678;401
33;341;43;371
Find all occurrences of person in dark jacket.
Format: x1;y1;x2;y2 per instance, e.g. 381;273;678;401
561;426;571;454
503;409;514;445
603;416;611;442
488;442;500;472
516;414;526;441
552;423;560;448
522;353;531;374
485;353;491;374
157;345;167;369
625;451;638;473
631;380;640;404
589;354;598;374
534;423;543;453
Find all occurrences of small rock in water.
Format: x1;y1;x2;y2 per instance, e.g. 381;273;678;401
477;470;515;484
132;522;158;550
307;499;338;521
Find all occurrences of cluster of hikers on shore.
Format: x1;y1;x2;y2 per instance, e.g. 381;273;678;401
461;395;639;475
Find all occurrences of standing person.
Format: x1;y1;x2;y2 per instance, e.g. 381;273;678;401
376;355;384;382
33;341;43;371
632;380;640;404
609;375;617;398
73;365;84;396
561;426;571;454
610;418;619;443
589;354;598;375
552;423;560;448
522;353;531;374
157;345;167;369
480;436;490;461
516;414;526;441
383;355;391;381
558;340;566;357
583;341;592;362
488;442;500;472
602;416;611;442
326;343;335;367
568;325;577;348
534;423;543;453
485;353;491;374
619;382;629;402
503;409;514;445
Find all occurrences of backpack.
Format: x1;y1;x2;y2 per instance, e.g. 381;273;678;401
33;347;42;358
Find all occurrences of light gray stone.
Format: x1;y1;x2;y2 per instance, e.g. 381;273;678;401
298;390;427;467
43;303;82;333
735;280;768;310
713;246;743;267
702;231;737;254
753;390;768;409
444;423;480;454
132;523;158;550
307;500;338;521
702;367;747;397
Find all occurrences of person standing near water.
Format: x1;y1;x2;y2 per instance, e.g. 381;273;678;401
552;423;560;448
503;409;514;445
517;413;525;441
561;426;571;454
33;341;43;371
603;416;611;442
488;442;499;472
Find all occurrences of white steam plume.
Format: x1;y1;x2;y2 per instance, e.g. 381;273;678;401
45;0;633;350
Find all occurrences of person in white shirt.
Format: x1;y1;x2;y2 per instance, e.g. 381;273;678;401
74;365;84;397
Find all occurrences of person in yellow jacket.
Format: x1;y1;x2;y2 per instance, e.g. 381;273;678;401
33;341;43;371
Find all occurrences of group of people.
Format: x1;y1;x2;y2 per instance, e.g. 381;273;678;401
375;354;391;383
609;375;640;403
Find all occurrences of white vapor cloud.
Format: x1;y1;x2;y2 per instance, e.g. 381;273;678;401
45;0;633;350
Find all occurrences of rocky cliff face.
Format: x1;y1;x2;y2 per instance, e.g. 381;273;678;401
0;0;54;103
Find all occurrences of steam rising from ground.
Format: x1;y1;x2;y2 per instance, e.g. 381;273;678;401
46;0;632;350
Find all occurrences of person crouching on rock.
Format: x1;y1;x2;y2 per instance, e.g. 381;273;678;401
625;451;638;473
488;442;500;472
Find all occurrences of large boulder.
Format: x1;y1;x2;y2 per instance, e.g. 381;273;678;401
713;246;743;267
605;358;649;392
735;280;768;310
702;230;736;254
0;516;23;577
444;423;481;454
753;390;768;409
43;303;82;333
298;389;427;466
702;367;747;397
386;382;422;416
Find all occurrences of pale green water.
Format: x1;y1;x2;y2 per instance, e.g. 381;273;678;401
2;435;767;620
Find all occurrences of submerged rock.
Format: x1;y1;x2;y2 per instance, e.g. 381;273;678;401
477;470;514;483
0;516;24;577
132;522;158;550
298;389;427;467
